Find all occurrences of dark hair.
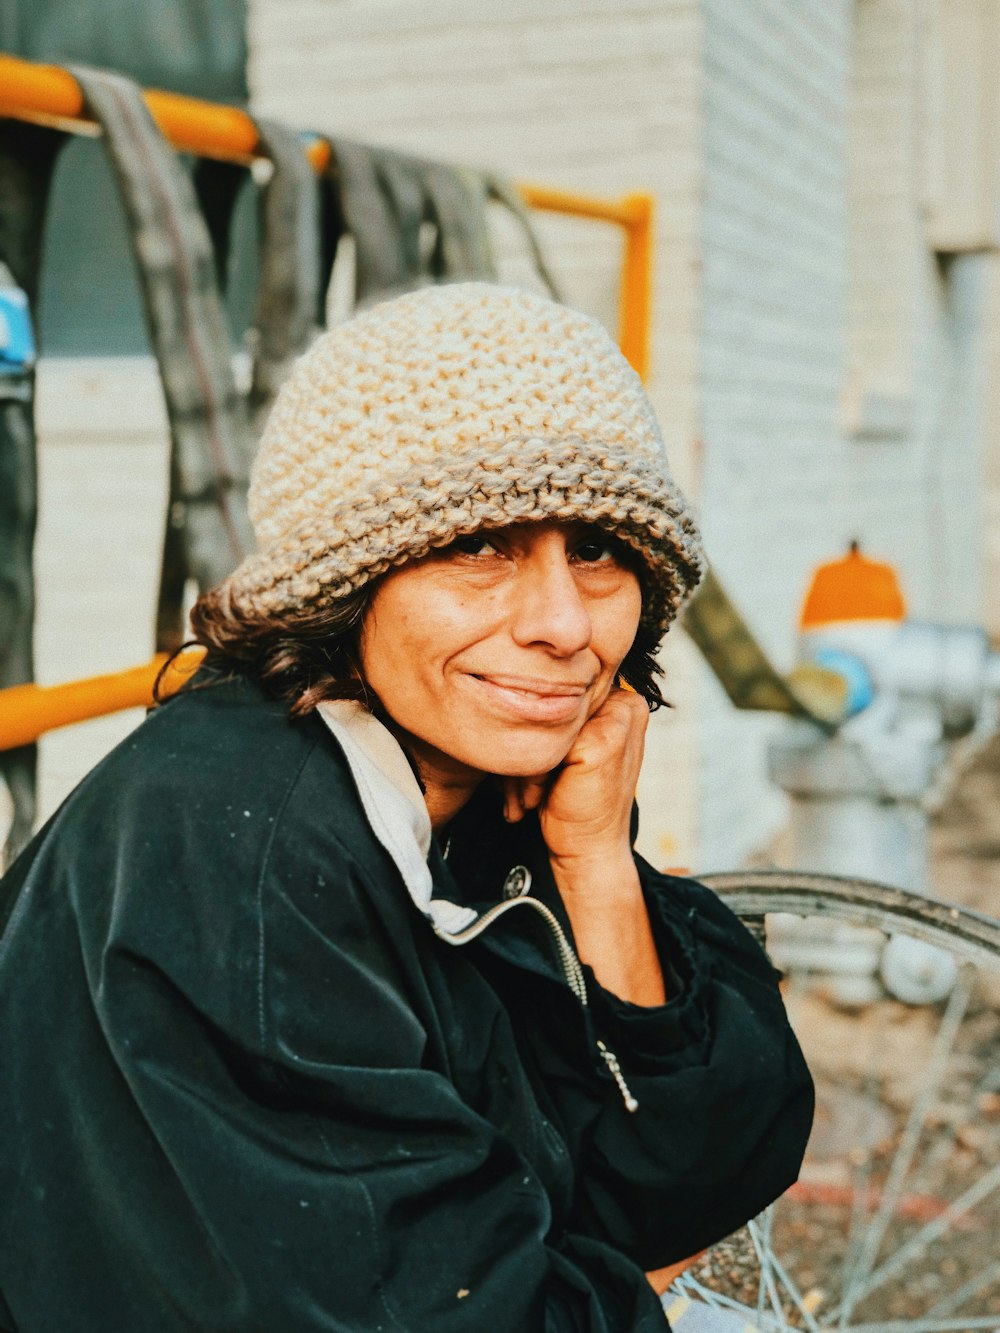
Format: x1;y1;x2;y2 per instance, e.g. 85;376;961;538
173;578;667;715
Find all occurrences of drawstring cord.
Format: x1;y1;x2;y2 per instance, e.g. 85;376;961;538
435;865;639;1113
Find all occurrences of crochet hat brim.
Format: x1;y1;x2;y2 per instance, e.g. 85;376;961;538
221;436;704;634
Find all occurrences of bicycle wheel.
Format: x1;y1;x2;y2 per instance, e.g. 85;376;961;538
666;871;1000;1333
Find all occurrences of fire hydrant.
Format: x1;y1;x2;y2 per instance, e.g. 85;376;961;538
767;543;1000;1003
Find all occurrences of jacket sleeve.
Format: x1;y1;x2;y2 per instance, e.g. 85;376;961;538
96;828;670;1333
513;863;815;1273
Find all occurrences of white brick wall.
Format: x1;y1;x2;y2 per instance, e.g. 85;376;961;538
843;0;917;410
32;359;170;819
692;0;993;867
695;0;852;866
249;0;707;868
20;0;997;877
982;259;1000;638
248;0;704;460
840;0;989;623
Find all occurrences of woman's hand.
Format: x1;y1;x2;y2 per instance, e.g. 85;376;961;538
501;687;649;867
502;689;666;1008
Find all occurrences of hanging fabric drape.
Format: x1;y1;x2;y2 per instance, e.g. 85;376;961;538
246;117;323;423
192;155;246;295
329;141;436;301
0;119;66;866
419;161;497;281
70;64;255;652
482;174;562;300
192;120;325;430
327;140;559;307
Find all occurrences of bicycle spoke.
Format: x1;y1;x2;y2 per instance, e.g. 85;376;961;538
837;1161;1000;1311
922;1258;1000;1321
839;1102;878;1327
671;1272;786;1331
837;996;893;1327
747;1217;822;1333
754;1210;773;1325
697;875;1000;1332
747;1214;791;1331
842;1318;1000;1333
837;968;974;1320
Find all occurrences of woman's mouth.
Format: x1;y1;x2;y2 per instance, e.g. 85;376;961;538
465;673;589;724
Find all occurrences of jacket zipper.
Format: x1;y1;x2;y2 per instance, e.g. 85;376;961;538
435;894;639;1113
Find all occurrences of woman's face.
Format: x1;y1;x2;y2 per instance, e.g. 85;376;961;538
359;520;643;787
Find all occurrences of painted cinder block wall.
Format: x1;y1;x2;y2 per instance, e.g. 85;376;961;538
246;0;996;871
694;0;852;865
695;0;995;865
24;0;997;872
247;0;708;868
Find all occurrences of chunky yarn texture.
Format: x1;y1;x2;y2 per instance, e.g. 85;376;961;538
221;282;704;634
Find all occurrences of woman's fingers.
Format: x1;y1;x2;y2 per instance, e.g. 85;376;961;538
502;775;551;821
539;688;649;863
571;688;648;765
519;777;549;811
501;689;646;840
502;778;523;823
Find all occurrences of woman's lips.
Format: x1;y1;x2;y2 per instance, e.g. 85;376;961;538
465;673;589;723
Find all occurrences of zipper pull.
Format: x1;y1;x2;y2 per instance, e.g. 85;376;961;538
596;1039;639;1113
502;865;532;899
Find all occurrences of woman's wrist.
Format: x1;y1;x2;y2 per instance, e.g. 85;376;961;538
550;851;667;1008
549;846;639;900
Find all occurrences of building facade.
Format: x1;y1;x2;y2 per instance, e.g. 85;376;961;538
27;0;1000;875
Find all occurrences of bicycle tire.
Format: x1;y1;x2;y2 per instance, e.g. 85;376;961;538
670;870;1000;1333
698;870;1000;971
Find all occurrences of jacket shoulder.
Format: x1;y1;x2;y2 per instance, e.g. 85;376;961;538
2;679;389;1054
8;677;383;959
62;677;364;854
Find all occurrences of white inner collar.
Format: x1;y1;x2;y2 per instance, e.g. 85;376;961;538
315;699;477;935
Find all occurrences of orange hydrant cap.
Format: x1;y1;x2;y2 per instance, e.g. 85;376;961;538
799;546;906;629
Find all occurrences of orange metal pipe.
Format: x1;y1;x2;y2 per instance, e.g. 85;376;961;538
0;55;83;124
518;182;639;227
618;193;654;382
517;183;654;379
0;52;651;374
0;53;654;743
0;55;256;161
0;53;332;168
0;649;205;751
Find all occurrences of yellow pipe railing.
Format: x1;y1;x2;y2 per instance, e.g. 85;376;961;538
0;53;654;378
0;52;656;751
518;185;654;380
0;650;206;751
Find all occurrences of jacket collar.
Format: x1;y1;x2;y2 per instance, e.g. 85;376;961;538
316;700;479;936
316;700;598;1012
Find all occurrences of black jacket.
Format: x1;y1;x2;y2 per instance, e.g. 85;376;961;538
0;678;813;1332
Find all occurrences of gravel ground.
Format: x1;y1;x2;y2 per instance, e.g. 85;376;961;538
688;733;1000;1329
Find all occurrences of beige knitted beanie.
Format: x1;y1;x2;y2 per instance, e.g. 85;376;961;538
221;282;704;634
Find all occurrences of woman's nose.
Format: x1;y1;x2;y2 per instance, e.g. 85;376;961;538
509;550;592;655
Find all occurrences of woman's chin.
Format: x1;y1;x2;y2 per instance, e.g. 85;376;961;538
469;726;578;780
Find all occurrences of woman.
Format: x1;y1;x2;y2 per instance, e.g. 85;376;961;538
0;284;812;1331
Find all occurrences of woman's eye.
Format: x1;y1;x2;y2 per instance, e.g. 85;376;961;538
574;538;619;564
449;535;499;557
